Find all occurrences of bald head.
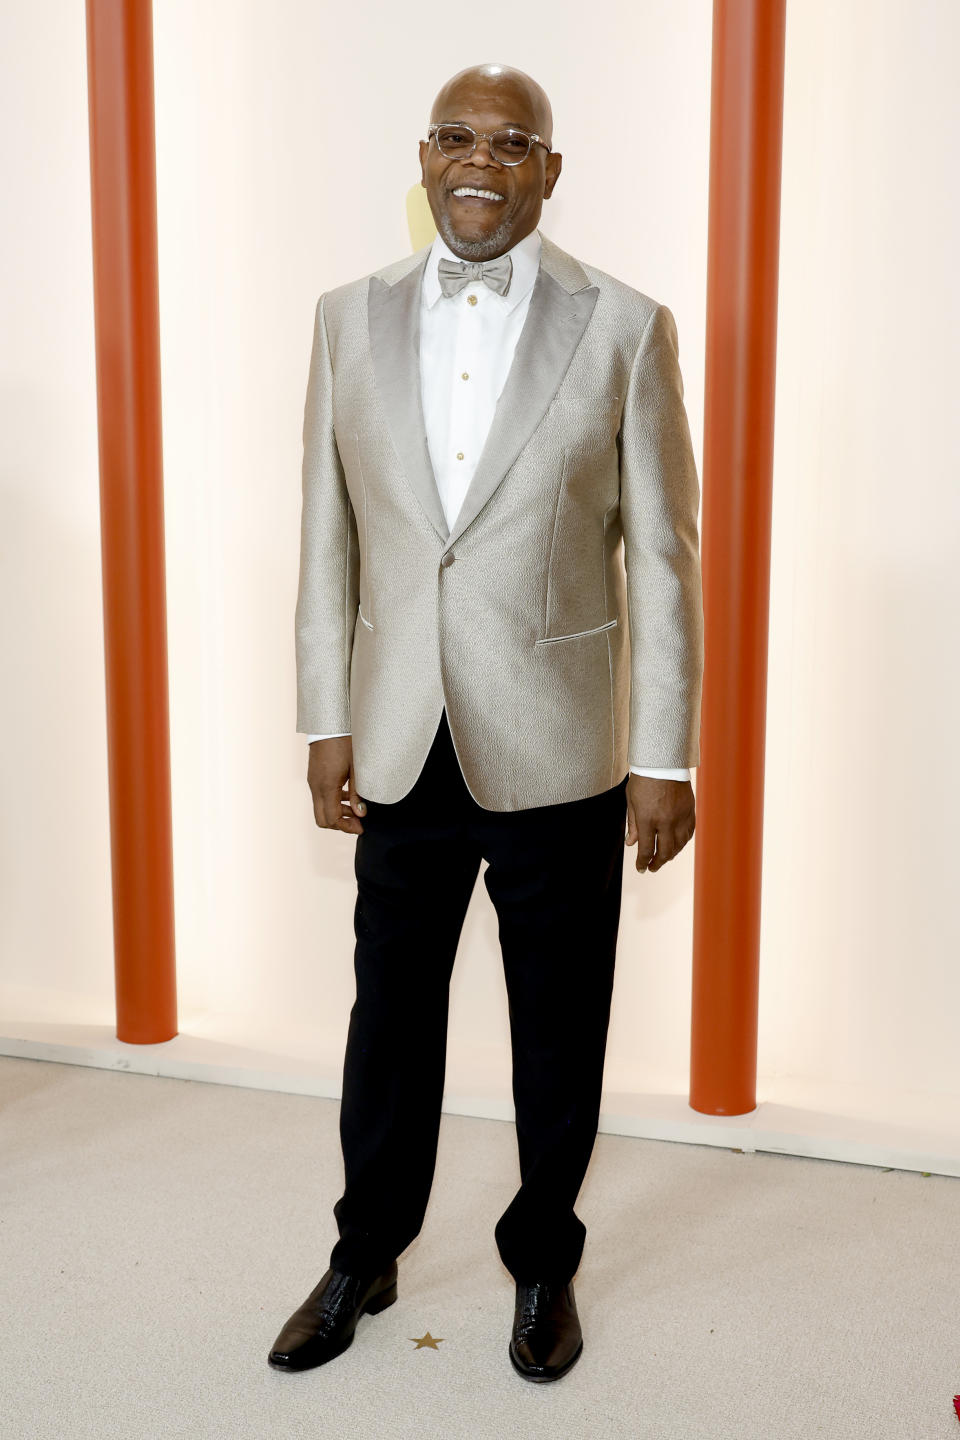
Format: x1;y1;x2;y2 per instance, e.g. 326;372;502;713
430;63;553;147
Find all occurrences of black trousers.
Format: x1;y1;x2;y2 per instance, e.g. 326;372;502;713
329;706;628;1286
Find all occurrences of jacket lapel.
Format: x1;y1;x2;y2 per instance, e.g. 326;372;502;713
367;247;449;542
366;231;599;549
445;235;599;549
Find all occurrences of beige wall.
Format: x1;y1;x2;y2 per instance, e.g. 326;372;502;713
2;1;957;1139
760;0;960;1111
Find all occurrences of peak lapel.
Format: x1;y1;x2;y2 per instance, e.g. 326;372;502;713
444;237;599;550
366;235;599;551
367;253;449;543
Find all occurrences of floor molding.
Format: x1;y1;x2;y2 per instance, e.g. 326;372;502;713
2;1017;957;1180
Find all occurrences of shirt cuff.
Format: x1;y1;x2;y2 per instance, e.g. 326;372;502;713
629;765;691;781
305;732;351;743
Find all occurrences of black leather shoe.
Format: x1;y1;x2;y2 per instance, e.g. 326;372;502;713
267;1262;398;1371
508;1278;583;1382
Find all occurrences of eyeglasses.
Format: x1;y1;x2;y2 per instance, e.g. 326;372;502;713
426;121;551;166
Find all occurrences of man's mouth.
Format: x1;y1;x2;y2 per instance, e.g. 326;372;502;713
449;186;506;203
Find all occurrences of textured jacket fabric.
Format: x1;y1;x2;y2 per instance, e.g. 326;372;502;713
295;229;704;812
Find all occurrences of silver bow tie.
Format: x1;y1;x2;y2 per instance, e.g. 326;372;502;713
437;253;513;298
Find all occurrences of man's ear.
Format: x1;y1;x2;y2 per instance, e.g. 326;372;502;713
418;139;428;186
543;152;562;199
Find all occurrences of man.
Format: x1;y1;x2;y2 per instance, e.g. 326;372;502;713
270;62;703;1383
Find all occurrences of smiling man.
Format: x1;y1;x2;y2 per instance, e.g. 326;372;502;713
423;66;559;259
271;62;704;1383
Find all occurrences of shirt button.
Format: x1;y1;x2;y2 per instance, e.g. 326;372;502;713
456;451;464;460
467;294;478;306
461;372;469;380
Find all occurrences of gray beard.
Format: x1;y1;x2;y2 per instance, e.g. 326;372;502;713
436;209;515;261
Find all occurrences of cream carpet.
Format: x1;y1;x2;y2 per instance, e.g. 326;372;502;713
1;1055;958;1439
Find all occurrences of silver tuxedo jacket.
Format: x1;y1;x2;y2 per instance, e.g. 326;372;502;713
295;230;704;812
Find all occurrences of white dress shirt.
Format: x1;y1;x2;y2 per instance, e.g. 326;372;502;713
305;228;691;782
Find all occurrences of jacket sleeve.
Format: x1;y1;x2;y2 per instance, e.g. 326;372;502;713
618;302;704;769
294;293;361;734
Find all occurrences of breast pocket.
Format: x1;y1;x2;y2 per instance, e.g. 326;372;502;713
548;391;622;437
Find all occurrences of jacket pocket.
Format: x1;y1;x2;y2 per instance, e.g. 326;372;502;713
535;617;618;645
540;451;618;642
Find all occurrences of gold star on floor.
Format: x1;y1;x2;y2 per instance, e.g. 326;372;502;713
410;1331;444;1350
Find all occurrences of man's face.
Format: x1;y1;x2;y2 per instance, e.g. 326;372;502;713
418;77;562;260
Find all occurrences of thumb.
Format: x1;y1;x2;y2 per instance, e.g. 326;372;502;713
348;770;366;817
624;795;637;846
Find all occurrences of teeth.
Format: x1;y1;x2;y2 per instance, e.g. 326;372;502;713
452;187;504;201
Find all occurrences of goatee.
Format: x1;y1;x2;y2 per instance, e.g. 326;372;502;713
436;210;515;261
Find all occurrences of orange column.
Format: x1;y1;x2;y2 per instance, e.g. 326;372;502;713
85;0;177;1043
690;0;786;1114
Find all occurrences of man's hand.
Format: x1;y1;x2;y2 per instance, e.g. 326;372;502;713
307;736;366;835
625;774;696;873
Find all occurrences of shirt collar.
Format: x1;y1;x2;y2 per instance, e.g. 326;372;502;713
421;227;542;313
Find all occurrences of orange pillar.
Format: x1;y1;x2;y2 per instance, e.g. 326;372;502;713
690;0;786;1114
85;0;177;1043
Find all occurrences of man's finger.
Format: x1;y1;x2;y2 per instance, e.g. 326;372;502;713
337;783;364;834
336;801;364;834
648;826;679;871
331;778;364;834
634;820;656;872
313;788;332;828
348;771;367;819
317;785;346;830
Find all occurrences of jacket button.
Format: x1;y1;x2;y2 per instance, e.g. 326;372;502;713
440;552;455;567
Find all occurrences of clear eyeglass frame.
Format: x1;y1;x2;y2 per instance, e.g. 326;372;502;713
426;121;552;166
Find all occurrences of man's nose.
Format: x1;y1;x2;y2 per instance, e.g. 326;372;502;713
467;137;501;167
